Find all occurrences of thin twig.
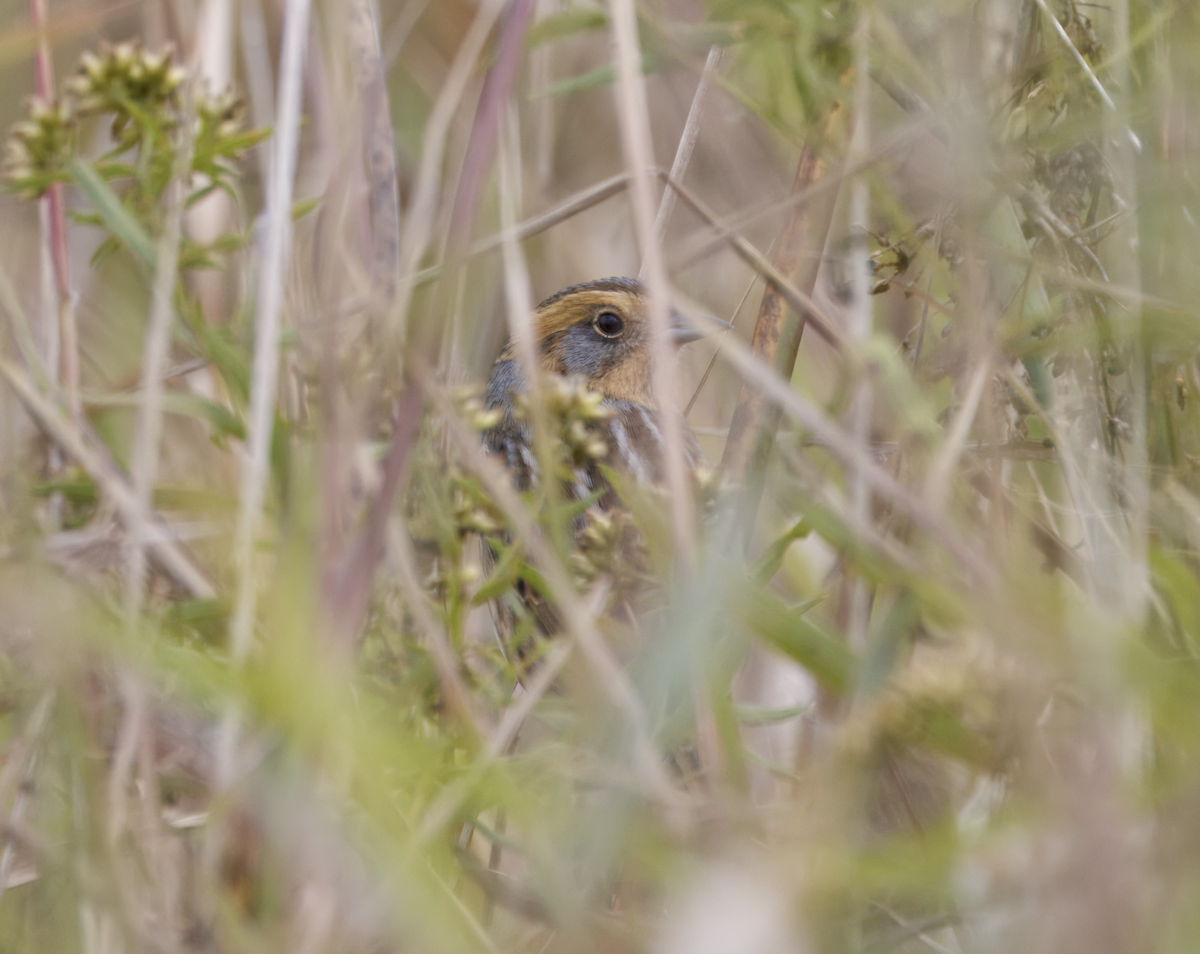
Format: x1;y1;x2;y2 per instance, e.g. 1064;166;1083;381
998;362;1126;553
105;672;146;846
413;639;575;852
409;173;630;288
382;0;432;70
718;143;834;489
316;0;405;650
669;116;940;273
684;265;761;417
29;0;77;422
321;384;423;646
29;0;69;532
1102;0;1149;620
845;14;874;652
646;52;727;760
239;0;275;184
217;0;314;815
925;355;992;507
662;172;845;350
643;45;724;273
496;89;568;558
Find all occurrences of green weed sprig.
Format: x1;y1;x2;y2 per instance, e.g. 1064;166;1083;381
5;42;266;259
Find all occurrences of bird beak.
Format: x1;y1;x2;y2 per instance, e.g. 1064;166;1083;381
669;311;732;346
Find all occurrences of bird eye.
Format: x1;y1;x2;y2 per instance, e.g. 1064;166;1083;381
593;311;624;338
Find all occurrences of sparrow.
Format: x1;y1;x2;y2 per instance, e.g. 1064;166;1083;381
480;277;720;675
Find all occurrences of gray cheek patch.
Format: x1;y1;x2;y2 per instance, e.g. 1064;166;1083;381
485;359;526;405
560;325;616;379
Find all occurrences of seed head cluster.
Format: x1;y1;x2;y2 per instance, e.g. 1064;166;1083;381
5;43;253;201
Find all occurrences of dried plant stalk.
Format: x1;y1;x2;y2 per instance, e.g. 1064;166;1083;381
719;144;836;522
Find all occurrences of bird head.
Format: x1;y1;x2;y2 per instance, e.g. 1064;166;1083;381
497;277;712;408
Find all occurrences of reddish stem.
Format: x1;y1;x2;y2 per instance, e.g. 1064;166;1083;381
29;0;77;406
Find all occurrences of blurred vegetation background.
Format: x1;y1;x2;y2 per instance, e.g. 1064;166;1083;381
0;0;1197;952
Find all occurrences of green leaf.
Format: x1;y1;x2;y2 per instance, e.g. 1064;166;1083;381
213;127;271;155
1150;545;1200;657
3;169;70;199
205;233;249;254
292;196;321;221
192;322;251;403
526;9;607;48
92;161;138;179
540;65;617;98
87;235;121;268
70;159;156;265
472;540;524;605
734;703;812;726
85;391;246;440
753;518;812;584
183;180;224;208
734;582;855;695
32;477;98;506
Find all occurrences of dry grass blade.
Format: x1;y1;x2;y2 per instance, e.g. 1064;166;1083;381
227;0;312;661
684;267;761;417
643;45;724;269
317;0;405;650
321;384;423;646
710;330;993;583
347;0;401;297
610;0;695;561
388;0;507;351
719;143;834;492
410;173;630;287
842;16;875;651
0;356;215;598
924;355;992;507
29;0;75;416
1030;0;1140;149
124;91;194;620
663;172;846;350
670;115;940;273
446;0;538;252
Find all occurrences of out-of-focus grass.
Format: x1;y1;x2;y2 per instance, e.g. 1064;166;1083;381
0;1;1196;953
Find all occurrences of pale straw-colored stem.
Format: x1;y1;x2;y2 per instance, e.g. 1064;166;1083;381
642;45;723;272
925;354;992;508
124;91;195;621
609;0;695;561
846;14;873;652
388;0;507;345
411;172;631;287
710;324;993;583
227;0;312;662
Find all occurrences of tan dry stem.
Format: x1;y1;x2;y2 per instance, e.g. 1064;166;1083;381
718;144;836;517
